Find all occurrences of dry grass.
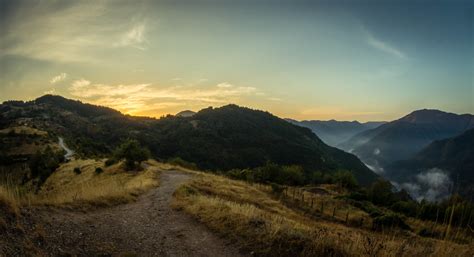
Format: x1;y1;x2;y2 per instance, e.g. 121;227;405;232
173;172;473;257
0;125;48;136
0;159;161;209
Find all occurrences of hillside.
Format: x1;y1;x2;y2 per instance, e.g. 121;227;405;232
339;109;474;174
0;95;378;185
387;128;474;200
287;119;385;146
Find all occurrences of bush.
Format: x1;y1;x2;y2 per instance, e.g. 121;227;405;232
29;146;63;184
333;170;358;189
390;201;418;217
95;167;104;174
350;200;383;218
368;179;395;206
270;183;286;194
114;139;150;171
105;159;116;167
167;157;198;170
372;213;410;231
73;167;81;175
347;191;368;201
253;163;305;186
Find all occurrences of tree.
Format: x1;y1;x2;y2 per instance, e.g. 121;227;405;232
114;139;150;171
29;146;63;184
368;179;395;206
333;170;358;189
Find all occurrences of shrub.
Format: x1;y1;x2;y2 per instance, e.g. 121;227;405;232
104;159;116;167
270;183;285;194
347;191;368;201
368;179;395;206
95;167;104;174
167;157;198;170
372;213;410;231
73;167;81;175
280;165;305;185
113;139;150;171
390;201;418;217
29;146;63;184
350;200;383;218
418;227;441;238
333;170;358;189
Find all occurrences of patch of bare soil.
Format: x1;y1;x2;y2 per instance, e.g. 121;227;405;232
32;171;247;257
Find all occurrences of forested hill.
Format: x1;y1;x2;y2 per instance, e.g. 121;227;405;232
0;95;379;185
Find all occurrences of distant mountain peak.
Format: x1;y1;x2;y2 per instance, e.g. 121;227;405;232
400;109;467;123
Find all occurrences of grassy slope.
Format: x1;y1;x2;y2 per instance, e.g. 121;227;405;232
0;159;162;209
173;172;473;257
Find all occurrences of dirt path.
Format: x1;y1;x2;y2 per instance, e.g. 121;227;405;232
35;170;247;257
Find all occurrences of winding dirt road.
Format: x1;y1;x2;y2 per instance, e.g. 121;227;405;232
36;171;247;257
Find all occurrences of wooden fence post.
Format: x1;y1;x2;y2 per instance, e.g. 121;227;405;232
332;206;336;218
345;211;349;224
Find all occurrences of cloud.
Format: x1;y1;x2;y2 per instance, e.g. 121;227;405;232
364;160;384;174
399;168;453;202
68;80;260;115
0;1;150;62
216;82;233;88
360;24;407;59
115;22;148;50
373;148;380;155
367;34;407;59
50;73;67;84
44;88;56;95
71;79;91;90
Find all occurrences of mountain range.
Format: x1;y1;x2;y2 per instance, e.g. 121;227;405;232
286;119;385;146
0;95;379;185
338;109;474;174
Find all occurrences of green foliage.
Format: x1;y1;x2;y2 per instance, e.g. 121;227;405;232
2;96;377;185
167;157;198;170
368;179;395;206
270;183;286;194
113;139;150;171
390;201;418;217
95;167;104;174
29;146;63;184
73;167;81;175
333;170;358;189
372;212;410;231
104;159;116;167
350;200;384;218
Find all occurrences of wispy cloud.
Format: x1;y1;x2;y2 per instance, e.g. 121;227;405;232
216;82;233;88
361;25;407;59
115;22;148;50
0;1;150;63
50;73;67;84
68;80;259;115
367;34;407;59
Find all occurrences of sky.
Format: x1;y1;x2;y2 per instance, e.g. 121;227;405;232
0;0;472;121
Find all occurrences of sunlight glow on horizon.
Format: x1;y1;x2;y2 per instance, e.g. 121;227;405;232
0;0;472;122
